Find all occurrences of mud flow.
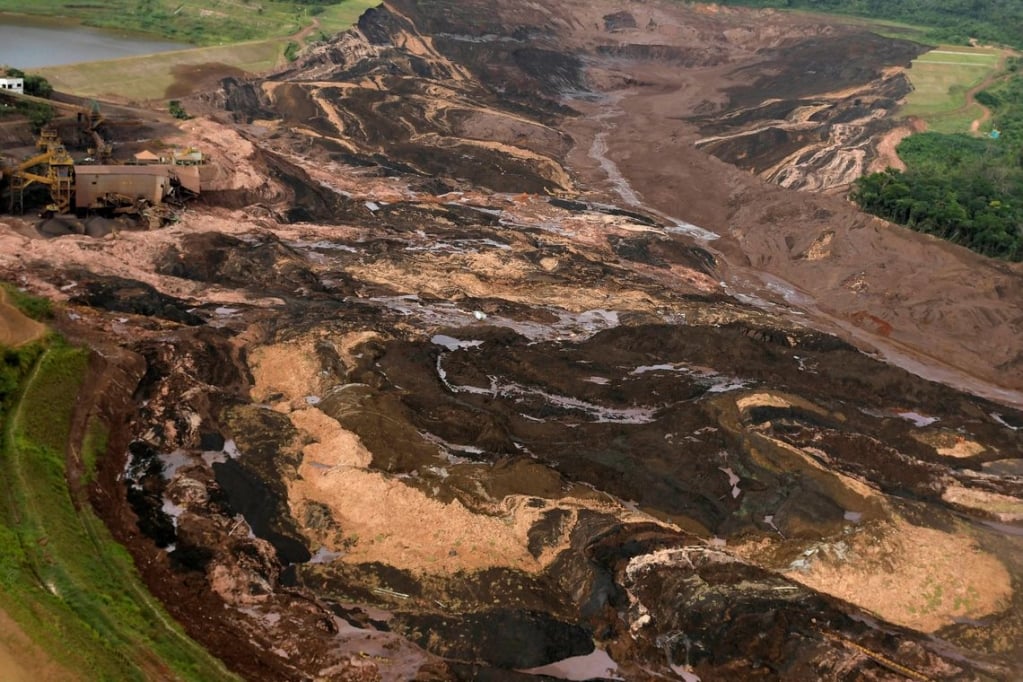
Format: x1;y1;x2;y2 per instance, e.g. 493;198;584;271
3;0;1023;680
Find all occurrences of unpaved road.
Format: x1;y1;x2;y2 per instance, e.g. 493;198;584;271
0;608;74;682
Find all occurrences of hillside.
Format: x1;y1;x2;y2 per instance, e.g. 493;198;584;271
1;0;1022;679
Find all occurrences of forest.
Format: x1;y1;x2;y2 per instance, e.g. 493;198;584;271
718;1;1022;260
715;0;1023;49
851;66;1023;261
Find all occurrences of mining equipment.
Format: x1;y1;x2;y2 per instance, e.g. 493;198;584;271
77;100;112;162
1;126;202;228
3;128;75;214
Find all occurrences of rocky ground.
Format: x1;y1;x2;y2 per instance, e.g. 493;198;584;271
2;0;1023;680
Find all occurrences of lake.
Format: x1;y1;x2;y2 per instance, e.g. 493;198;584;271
0;14;189;69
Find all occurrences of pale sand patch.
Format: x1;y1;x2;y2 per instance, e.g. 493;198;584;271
290;407;373;468
912;430;987;458
247;335;556;573
248;339;323;403
786;517;1012;632
285;401;566;573
345;258;660;313
245;332;674;576
800;230;834;261
335;331;384;372
736;392;795;411
735;391;829;416
290;464;544;573
942;485;1023;522
280;383;666;575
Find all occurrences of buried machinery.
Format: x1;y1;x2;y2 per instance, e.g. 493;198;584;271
0;126;202;229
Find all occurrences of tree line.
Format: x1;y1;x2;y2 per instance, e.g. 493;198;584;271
714;0;1023;49
852;67;1023;261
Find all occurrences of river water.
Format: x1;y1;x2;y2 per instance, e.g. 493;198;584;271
0;14;189;69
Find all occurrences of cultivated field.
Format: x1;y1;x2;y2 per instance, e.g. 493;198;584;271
900;46;1004;133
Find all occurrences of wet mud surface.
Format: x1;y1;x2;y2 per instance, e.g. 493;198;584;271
3;0;1023;680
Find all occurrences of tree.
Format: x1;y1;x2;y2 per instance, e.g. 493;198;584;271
23;75;53;99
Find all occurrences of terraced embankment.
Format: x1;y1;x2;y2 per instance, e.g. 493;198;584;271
0;324;235;680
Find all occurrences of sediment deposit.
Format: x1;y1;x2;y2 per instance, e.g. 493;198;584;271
2;0;1022;680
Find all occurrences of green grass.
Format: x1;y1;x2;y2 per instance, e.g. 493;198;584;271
1;283;53;321
80;417;108;485
901;45;1004;134
27;0;377;101
0;336;237;680
0;0;360;45
36;40;285;101
801;12;934;44
315;0;376;36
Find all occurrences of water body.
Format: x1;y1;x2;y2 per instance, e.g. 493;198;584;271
0;14;189;69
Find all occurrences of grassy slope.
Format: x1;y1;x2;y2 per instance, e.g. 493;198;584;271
10;0;377;101
901;46;1004;133
0;333;237;681
0;0;343;45
35;41;285;102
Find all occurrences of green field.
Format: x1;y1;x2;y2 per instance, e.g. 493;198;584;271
36;41;285;102
901;46;1004;133
0;0;372;46
0;289;237;680
10;0;377;101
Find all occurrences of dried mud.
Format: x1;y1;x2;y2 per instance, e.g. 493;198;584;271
2;0;1023;680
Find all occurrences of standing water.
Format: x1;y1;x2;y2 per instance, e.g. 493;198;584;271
0;14;189;68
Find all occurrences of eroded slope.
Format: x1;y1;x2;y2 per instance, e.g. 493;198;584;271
1;1;1022;680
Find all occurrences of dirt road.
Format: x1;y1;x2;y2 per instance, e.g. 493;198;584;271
0;288;46;347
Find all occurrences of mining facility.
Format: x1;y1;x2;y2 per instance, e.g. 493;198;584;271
0;91;204;233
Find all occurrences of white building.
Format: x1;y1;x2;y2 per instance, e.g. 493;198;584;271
0;78;24;94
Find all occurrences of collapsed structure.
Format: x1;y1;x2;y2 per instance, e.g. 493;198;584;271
0;96;204;224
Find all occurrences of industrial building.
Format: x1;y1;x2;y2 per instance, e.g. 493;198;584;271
74;164;201;211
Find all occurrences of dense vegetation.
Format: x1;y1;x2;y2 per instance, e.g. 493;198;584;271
2;68;54;99
715;0;1023;49
852;66;1023;261
0;68;55;130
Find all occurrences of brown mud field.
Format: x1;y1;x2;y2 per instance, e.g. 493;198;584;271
2;0;1023;680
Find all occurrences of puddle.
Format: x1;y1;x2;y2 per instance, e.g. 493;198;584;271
308;547;343;564
158;448;193;480
897;411;939;427
419;430;485;463
283;238;359;253
201;438;243;467
369;295;621;342
439;362;659;423
628;362;747;393
161;498;186;529
991;413;1021;431
430;334;485;351
519;648;623;680
720;467;741;498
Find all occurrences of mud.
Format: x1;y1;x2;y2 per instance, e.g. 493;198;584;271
2;0;1023;679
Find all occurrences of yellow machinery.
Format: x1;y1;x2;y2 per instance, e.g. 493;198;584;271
3;128;75;214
